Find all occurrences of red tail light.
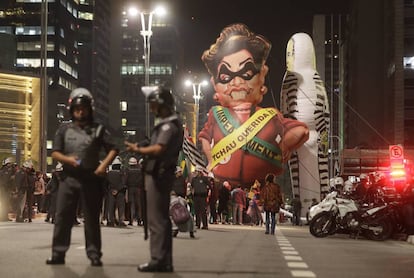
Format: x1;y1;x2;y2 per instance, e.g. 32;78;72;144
390;161;406;181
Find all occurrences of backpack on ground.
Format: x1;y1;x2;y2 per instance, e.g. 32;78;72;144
169;198;190;225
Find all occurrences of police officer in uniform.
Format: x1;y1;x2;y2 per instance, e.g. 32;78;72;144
46;88;118;267
191;166;211;229
124;156;143;226
125;86;183;273
0;157;15;221
45;163;63;223
106;156;126;227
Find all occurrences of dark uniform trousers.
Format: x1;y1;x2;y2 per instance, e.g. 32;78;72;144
107;190;126;224
52;174;103;260
145;174;173;266
127;186;141;222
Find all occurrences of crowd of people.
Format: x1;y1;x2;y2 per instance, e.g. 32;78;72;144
0;154;294;231
0;158;51;223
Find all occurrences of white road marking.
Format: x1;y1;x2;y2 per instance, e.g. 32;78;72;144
287;262;308;268
276;229;317;277
283;250;299;255
291;270;316;277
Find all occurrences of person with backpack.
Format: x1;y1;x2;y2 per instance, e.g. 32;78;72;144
170;190;195;238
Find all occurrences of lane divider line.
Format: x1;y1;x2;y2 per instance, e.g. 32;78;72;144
275;230;317;278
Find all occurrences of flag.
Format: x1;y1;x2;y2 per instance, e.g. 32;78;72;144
177;149;189;179
182;128;208;174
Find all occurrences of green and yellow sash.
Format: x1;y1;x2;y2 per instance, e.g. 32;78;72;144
209;106;282;170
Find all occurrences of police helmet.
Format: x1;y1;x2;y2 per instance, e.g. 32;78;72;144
142;86;174;110
2;157;13;166
175;166;182;173
128;157;138;165
374;171;386;183
334;177;344;186
68;88;94;114
111;156;122;165
55;162;63;171
343;180;353;192
23;160;33;169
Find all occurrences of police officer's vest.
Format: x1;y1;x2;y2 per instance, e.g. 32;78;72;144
0;166;13;190
192;176;209;197
107;170;124;190
124;167;142;188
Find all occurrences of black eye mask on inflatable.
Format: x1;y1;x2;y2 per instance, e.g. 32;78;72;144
215;62;259;84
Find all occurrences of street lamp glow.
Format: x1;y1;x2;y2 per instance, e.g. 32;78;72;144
127;7;139;17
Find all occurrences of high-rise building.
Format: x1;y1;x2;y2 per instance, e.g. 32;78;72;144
0;0;111;170
117;1;180;142
312;14;348;177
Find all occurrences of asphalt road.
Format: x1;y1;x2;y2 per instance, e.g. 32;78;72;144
1;214;414;278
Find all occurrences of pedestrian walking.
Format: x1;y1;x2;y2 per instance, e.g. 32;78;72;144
217;181;231;224
170;190;195;238
125;86;183;273
45;87;118;267
291;196;302;226
33;171;45;215
208;175;219;224
231;185;246;225
261;173;284;235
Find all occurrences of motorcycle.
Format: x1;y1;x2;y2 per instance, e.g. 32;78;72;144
308;191;394;241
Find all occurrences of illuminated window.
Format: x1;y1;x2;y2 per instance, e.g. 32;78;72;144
15;26;55;35
120;101;127;111
122;118;127;126
46;140;53;149
125;130;136;136
17;0;55;2
78;11;93;20
404;56;414;69
17;41;54;51
16;58;54;68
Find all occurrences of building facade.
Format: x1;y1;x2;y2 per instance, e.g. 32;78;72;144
0;0;111;171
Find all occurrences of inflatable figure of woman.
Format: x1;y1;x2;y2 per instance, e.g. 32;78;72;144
199;23;309;188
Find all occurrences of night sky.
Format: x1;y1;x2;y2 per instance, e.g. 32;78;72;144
170;0;349;107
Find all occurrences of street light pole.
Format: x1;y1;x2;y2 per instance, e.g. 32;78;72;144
185;80;208;139
128;6;166;138
140;12;152;138
329;135;343;178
